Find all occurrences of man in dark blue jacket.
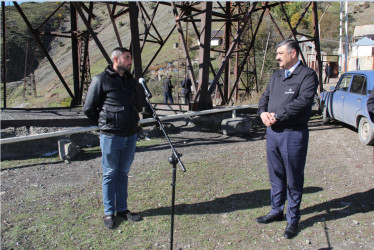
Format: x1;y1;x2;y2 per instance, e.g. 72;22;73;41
257;39;318;239
181;74;192;104
84;47;145;229
163;75;174;103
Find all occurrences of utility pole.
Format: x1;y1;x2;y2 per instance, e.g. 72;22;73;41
344;1;349;72
339;1;344;75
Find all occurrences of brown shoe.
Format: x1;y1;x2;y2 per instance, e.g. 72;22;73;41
103;215;114;229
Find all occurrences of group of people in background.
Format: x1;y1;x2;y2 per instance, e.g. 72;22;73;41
162;74;192;104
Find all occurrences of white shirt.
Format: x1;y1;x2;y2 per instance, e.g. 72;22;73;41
287;60;301;76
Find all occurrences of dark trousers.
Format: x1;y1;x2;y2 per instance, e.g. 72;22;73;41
266;127;309;224
324;74;330;84
164;92;173;104
183;93;190;104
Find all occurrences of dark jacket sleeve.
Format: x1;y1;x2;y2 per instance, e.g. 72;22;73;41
135;82;146;112
257;78;271;116
277;69;318;121
83;75;103;125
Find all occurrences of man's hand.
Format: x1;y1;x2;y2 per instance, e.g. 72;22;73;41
260;112;277;127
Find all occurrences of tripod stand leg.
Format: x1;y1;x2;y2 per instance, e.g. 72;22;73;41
170;162;177;250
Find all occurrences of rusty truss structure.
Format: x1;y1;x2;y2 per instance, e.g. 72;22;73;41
1;1;323;110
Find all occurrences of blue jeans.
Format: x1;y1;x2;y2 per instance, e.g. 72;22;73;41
164;92;173;104
100;133;137;215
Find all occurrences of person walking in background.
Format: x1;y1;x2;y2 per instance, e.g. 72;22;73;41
84;47;145;229
181;74;192;104
324;62;331;84
257;39;318;239
163;75;174;104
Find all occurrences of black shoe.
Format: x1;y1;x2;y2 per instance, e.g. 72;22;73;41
256;212;284;224
103;215;114;229
117;210;142;222
284;223;298;239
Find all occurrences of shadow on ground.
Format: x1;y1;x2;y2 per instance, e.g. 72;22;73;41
140;186;323;217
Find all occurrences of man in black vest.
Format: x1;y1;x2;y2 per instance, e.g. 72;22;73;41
84;47;145;229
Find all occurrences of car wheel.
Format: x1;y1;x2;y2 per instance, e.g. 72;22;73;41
322;105;330;124
358;117;374;145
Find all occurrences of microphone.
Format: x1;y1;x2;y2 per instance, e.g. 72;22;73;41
139;78;152;99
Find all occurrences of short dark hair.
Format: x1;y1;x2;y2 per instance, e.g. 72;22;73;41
276;39;300;57
111;47;131;61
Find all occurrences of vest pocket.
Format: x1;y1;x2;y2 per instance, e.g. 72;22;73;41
104;105;125;129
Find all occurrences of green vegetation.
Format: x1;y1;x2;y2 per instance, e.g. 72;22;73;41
1;154;61;170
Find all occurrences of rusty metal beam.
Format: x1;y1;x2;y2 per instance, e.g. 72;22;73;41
171;2;197;93
142;25;176;74
35;2;66;31
73;2;111;65
292;2;312;35
280;3;307;65
13;2;75;99
129;2;143;80
78;2;93;105
138;2;163;44
266;8;284;40
228;5;267;103
223;2;231;104
208;2;257;95
196;2;213;110
107;3;123;47
70;3;80;106
312;2;323;95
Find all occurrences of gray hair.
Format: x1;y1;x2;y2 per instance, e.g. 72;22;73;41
111;47;131;62
276;39;300;57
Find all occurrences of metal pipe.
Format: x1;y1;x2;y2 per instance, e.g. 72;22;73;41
0;104;257;145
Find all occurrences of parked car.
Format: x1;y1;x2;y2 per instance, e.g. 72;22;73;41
320;70;374;145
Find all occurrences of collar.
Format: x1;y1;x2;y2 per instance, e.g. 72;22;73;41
288;60;301;74
105;65;132;78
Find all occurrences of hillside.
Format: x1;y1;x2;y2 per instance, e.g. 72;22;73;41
5;2;181;108
3;1;374;108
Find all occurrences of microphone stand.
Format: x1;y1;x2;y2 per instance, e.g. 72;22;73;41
142;87;186;250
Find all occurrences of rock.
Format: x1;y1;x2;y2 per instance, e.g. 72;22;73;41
58;139;80;160
58;139;70;160
221;117;253;135
64;142;80;160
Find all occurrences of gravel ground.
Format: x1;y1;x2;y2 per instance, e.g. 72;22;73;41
1;115;374;249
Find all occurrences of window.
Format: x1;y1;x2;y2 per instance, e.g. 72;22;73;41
337;75;352;92
349;75;366;95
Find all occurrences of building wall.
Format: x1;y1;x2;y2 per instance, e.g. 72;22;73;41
351;45;374;57
348;56;374;70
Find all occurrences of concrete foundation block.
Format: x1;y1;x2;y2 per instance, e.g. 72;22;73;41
58;139;71;160
64;142;80;160
221;117;253;135
58;139;80;160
